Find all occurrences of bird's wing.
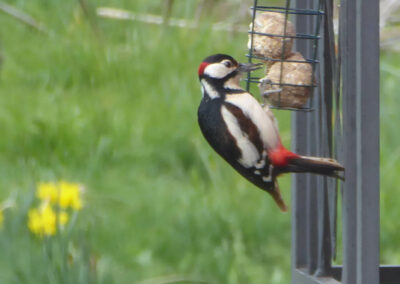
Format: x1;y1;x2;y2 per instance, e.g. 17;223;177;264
225;93;281;151
220;103;263;168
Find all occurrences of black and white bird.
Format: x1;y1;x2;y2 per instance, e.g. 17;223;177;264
197;54;344;211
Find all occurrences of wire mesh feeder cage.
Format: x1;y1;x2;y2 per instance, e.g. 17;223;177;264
246;0;324;111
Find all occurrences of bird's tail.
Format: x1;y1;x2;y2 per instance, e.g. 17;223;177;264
288;156;344;179
270;180;288;212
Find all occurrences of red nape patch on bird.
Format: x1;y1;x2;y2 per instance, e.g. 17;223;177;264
269;145;300;167
198;62;209;76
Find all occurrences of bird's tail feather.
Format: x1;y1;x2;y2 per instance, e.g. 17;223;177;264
270;181;288;212
288;156;344;179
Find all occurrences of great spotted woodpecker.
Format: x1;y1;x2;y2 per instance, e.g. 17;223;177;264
197;54;344;211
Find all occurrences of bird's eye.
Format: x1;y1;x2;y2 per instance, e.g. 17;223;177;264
223;61;232;68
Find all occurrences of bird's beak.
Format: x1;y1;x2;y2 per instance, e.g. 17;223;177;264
237;62;263;73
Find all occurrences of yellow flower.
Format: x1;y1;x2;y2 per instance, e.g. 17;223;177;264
29;179;83;237
36;180;84;211
37;182;58;203
41;204;57;235
58;181;83;210
28;204;56;236
27;204;69;237
28;208;42;235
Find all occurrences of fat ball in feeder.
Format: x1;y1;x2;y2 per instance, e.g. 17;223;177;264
248;11;295;63
259;52;314;109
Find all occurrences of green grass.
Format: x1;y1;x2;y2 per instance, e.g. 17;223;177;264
380;52;400;265
0;1;292;283
0;1;399;283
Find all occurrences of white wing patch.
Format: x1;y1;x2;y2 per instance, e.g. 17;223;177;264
221;105;260;168
225;93;280;151
201;79;220;99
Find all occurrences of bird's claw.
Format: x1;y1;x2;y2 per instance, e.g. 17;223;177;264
259;78;272;86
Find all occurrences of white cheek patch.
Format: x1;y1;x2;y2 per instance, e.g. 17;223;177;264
204;63;233;79
221;105;260;168
201;79;220;99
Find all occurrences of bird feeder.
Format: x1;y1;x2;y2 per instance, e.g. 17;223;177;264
246;0;324;111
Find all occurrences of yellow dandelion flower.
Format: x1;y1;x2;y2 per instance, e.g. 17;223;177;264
37;182;58;203
58;181;83;210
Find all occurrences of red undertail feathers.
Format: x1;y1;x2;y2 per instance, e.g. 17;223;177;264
269;144;300;167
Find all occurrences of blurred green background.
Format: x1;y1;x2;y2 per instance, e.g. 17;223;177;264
0;0;399;283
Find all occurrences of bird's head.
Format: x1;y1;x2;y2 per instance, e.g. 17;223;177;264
198;54;262;93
